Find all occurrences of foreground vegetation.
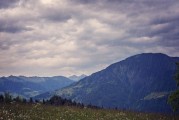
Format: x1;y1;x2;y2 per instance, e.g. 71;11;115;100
168;62;179;112
0;92;178;120
0;103;178;120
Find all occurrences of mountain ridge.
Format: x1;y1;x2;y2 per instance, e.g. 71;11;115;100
0;75;74;98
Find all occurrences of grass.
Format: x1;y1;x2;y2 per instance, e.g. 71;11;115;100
0;103;178;120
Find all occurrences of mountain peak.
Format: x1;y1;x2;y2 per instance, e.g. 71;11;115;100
68;74;87;81
126;53;170;60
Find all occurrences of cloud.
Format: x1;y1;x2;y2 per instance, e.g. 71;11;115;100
0;21;33;33
0;0;179;76
40;7;72;22
0;0;20;9
70;0;99;4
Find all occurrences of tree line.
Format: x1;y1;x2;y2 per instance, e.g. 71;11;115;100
0;92;27;103
0;92;99;109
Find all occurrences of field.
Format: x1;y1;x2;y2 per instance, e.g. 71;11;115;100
0;103;178;120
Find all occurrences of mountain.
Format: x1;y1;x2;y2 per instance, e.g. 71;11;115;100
52;53;178;113
68;74;87;81
19;76;75;91
0;76;46;98
0;76;74;98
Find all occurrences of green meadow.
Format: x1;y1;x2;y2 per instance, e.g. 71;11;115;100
0;103;178;120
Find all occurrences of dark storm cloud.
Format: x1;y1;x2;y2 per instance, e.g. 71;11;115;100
0;0;20;9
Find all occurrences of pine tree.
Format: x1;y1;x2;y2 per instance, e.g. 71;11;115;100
29;97;33;103
23;98;27;103
14;96;22;103
0;95;4;102
42;99;45;104
4;92;12;103
168;62;179;112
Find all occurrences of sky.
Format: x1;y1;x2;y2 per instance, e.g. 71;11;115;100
0;0;179;77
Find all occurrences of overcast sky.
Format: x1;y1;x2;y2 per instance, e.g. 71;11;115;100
0;0;179;77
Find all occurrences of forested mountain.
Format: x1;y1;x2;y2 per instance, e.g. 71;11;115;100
53;53;178;113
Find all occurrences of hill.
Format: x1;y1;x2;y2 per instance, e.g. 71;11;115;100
53;53;178;113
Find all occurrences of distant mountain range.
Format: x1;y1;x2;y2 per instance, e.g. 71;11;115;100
68;74;87;81
39;53;178;113
0;76;74;98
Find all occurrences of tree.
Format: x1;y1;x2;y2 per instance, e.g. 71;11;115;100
168;62;179;112
168;90;179;112
42;99;46;104
23;98;27;103
14;96;23;103
35;99;39;103
49;95;64;106
29;97;33;103
0;95;4;102
175;62;179;86
4;92;12;103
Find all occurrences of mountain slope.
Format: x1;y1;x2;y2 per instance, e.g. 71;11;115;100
54;53;178;113
0;76;74;98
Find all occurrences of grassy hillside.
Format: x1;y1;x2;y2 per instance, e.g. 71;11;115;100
0;103;178;120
